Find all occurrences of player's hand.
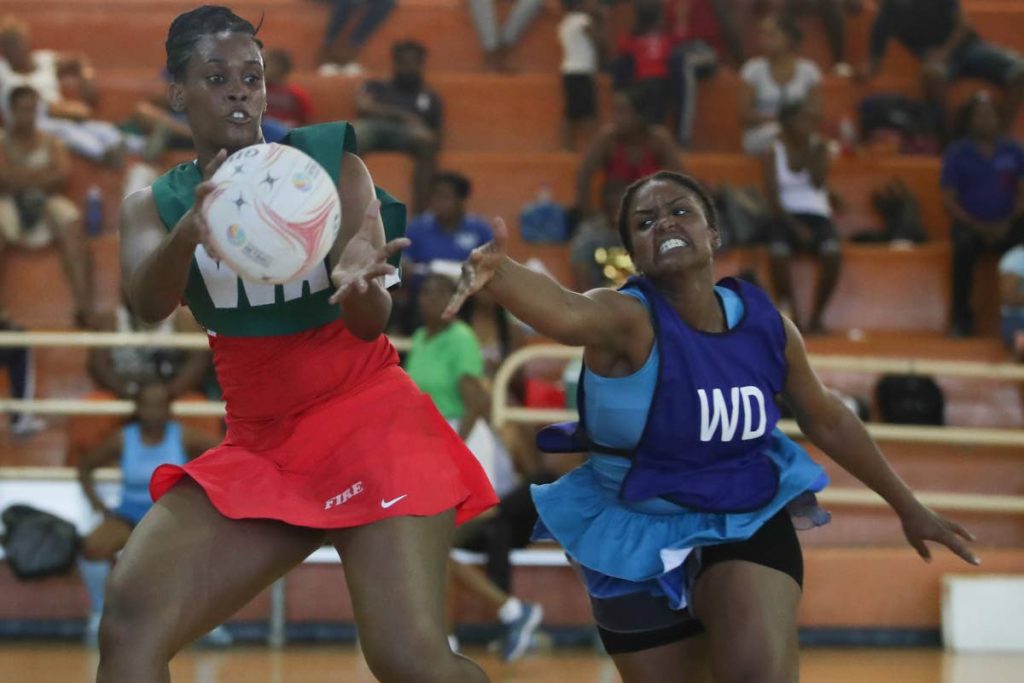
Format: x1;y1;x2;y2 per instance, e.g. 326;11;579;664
184;149;228;261
899;503;979;566
443;216;508;320
329;199;410;304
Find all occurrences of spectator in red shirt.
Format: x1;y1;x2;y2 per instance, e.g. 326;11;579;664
262;49;314;141
614;0;673;125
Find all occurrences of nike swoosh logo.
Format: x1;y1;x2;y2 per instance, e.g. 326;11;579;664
380;495;408;509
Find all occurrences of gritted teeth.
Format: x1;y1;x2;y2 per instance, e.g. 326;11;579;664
658;238;689;254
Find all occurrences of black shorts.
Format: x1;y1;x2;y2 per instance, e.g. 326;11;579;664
595;510;803;655
563;73;597;121
770;212;841;256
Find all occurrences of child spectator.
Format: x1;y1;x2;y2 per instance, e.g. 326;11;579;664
614;0;673;125
263;49;314;142
559;0;605;151
570;180;625;291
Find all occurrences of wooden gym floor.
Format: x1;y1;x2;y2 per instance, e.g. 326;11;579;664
2;643;1024;683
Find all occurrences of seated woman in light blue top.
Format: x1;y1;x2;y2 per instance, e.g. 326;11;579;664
442;170;979;682
76;382;219;646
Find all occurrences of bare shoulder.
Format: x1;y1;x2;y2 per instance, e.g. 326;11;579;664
120;186;160;228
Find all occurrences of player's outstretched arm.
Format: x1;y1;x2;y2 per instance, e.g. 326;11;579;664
443;217;646;350
780;316;980;566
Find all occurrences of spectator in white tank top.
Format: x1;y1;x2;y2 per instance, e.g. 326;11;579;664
740;12;821;155
763;100;841;334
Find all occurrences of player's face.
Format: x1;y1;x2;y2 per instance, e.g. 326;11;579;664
136;384;171;429
175;32;266;153
627;180;718;277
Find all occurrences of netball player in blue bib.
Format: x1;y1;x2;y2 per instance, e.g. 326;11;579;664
444;171;979;681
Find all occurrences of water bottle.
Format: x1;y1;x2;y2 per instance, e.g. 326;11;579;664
839;115;858;158
84;185;103;237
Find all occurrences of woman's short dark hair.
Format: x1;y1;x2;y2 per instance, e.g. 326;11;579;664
616;172;718;253
166;5;263;82
431;171;472;200
392;40;427;61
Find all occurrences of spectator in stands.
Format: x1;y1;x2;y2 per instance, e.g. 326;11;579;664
404;171;493;289
764;100;841;334
404;273;545;662
559;0;606;151
76;381;226;647
87;296;211;400
764;0;863;76
942;92;1024;337
740;12;821;155
262;49;314;143
570;179;625;292
0;86;96;328
575;87;683;216
613;0;673;126
468;0;544;73
0;17;143;166
665;0;745;146
354;40;442;213
316;0;397;76
862;0;1024;133
999;240;1024;359
0;309;42;437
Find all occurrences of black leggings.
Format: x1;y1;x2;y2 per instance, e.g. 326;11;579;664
597;510;803;655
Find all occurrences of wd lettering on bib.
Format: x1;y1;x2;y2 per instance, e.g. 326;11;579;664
697;386;767;443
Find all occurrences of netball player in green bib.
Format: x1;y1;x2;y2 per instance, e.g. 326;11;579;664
99;7;497;682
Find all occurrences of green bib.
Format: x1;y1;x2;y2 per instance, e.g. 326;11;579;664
151;121;406;337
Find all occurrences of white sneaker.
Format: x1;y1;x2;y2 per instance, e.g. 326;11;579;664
317;62;364;77
11;415;45;438
84;612;101;648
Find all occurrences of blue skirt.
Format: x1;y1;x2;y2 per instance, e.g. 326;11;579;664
531;430;830;610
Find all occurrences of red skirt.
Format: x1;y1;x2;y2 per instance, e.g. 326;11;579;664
150;319;498;528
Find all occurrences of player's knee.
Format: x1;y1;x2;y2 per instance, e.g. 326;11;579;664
713;635;796;683
362;632;459;683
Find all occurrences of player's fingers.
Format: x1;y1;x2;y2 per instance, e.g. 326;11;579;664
940;530;981;566
379;237;411;261
909;536;931;563
328;282;351;305
944;518;977;543
443;275;474;320
491;217;509;251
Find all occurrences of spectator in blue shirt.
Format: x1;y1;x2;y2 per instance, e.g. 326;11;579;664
404;172;494;278
397;171;493;332
941;92;1024;336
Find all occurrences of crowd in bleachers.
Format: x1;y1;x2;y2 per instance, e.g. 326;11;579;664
1;0;1023;652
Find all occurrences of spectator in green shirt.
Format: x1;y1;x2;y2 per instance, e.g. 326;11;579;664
405;273;489;439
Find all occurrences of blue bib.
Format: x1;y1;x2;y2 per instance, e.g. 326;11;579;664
539;276;787;513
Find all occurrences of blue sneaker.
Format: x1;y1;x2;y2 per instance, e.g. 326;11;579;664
501;602;543;662
198;625;234;647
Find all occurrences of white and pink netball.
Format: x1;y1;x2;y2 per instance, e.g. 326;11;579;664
202;143;341;284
